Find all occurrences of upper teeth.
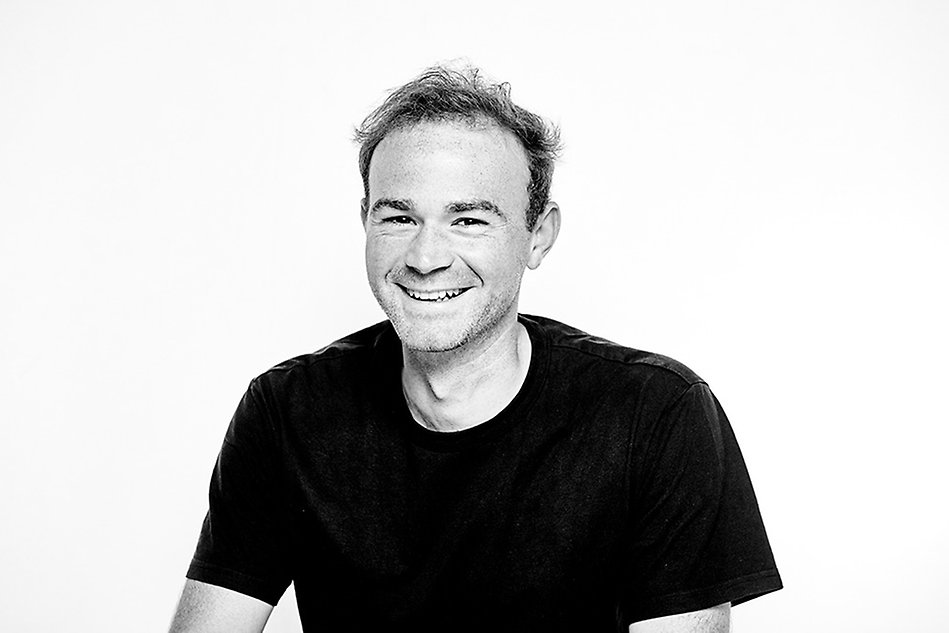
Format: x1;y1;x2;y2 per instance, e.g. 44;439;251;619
405;288;466;302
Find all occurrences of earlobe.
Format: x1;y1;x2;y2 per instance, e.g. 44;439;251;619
527;201;561;270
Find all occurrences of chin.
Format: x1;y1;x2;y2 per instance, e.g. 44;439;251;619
375;290;518;354
393;323;471;353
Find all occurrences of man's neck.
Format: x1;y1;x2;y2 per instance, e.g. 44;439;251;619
401;318;532;433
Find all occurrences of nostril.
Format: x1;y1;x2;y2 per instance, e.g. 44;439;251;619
404;229;452;274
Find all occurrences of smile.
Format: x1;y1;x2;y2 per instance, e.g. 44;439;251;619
400;286;471;302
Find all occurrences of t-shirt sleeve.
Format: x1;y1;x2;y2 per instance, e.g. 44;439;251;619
620;381;782;623
186;380;295;606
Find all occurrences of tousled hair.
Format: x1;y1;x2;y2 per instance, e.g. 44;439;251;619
355;65;561;230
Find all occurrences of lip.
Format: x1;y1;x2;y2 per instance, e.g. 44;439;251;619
398;285;472;302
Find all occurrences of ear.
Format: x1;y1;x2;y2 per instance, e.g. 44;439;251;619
360;198;369;228
527;201;561;270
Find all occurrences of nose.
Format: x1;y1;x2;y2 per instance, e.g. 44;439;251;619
404;224;452;274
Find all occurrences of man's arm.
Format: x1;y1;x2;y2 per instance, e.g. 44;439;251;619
629;603;730;633
168;579;274;633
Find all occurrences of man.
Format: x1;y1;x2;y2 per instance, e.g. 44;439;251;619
170;66;782;632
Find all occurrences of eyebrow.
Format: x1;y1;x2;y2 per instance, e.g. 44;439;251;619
369;198;506;218
370;198;414;214
446;200;505;218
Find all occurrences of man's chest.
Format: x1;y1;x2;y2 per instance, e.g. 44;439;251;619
282;416;631;625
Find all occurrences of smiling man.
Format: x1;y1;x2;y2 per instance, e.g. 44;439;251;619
170;66;782;632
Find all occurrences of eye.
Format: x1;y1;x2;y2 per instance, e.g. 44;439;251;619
453;217;488;227
381;215;415;225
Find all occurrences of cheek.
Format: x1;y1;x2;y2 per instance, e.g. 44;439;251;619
364;253;390;289
465;243;530;285
365;236;398;269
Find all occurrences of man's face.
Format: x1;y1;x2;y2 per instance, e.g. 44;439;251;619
363;120;536;353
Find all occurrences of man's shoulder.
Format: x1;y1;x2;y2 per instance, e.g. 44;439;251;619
524;314;705;388
251;320;394;388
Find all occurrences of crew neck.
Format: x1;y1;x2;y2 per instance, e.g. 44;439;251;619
378;315;550;452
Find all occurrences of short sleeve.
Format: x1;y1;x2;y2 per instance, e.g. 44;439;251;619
186;381;295;605
620;382;782;623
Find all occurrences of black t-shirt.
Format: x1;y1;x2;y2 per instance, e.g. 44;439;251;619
188;315;782;631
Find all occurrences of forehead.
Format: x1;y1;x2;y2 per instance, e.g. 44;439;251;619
367;120;531;206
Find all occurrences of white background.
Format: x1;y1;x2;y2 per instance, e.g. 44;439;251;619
1;1;947;631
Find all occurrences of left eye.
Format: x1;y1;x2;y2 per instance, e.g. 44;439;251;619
454;217;487;227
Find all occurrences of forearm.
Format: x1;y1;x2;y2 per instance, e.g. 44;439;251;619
169;579;273;633
629;603;730;633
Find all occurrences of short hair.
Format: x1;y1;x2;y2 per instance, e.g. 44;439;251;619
355;65;561;230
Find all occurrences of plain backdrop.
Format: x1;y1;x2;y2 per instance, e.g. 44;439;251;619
1;1;947;631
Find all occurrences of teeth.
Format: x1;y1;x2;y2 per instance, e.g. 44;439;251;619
404;288;466;302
